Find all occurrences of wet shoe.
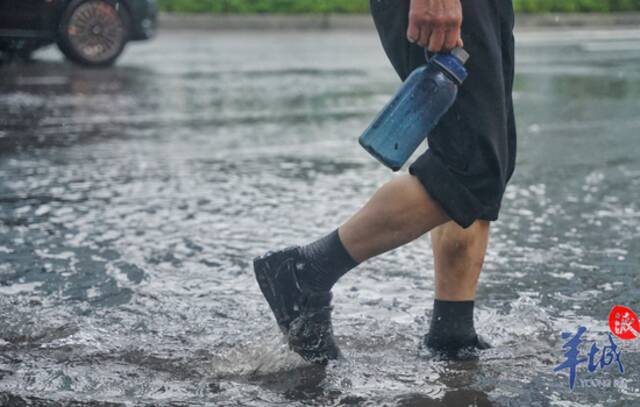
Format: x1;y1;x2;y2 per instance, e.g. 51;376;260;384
421;332;492;360
253;247;342;364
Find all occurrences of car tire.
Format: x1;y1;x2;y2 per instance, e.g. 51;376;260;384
57;0;130;67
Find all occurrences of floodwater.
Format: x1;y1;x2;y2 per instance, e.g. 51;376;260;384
1;27;639;406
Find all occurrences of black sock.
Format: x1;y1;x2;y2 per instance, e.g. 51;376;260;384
296;229;359;292
425;299;481;351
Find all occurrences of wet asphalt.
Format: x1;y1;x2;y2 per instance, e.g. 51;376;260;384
1;28;640;406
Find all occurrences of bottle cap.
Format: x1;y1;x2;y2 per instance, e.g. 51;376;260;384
451;48;470;65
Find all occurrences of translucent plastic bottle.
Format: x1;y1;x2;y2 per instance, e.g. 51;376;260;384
359;48;469;171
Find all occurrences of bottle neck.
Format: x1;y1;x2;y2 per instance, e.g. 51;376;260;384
430;62;463;84
430;54;467;84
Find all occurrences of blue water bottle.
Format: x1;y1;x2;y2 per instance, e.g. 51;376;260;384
359;48;470;171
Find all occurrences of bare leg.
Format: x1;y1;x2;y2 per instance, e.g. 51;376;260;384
338;175;449;263
421;221;491;352
431;220;490;301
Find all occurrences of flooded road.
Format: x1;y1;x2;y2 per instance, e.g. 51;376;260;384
1;28;640;406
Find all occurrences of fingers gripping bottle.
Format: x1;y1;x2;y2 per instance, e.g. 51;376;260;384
359;48;469;171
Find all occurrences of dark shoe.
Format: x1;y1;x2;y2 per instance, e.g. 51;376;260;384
421;332;491;360
253;247;342;364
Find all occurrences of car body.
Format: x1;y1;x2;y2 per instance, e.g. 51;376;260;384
0;0;157;65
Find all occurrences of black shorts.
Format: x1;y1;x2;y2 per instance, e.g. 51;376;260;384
370;0;517;228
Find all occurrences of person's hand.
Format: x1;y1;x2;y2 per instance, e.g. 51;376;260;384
407;0;463;52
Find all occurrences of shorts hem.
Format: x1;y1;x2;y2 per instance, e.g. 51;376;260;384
409;150;483;229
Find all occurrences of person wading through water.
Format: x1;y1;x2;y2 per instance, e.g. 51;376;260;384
254;0;516;363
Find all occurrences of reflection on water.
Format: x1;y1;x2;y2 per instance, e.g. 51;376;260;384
0;29;639;406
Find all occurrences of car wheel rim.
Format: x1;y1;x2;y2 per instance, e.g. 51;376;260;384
67;1;125;63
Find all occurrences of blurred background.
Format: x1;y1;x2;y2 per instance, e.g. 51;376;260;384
1;1;639;406
159;0;640;13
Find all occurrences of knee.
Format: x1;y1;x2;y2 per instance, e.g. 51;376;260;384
437;234;475;261
433;221;489;262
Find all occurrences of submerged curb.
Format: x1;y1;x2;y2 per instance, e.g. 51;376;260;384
158;12;640;31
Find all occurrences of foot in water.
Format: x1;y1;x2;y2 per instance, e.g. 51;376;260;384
253;247;342;364
421;332;492;360
420;298;492;360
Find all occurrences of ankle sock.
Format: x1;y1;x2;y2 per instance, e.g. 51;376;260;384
425;299;480;351
296;229;359;292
